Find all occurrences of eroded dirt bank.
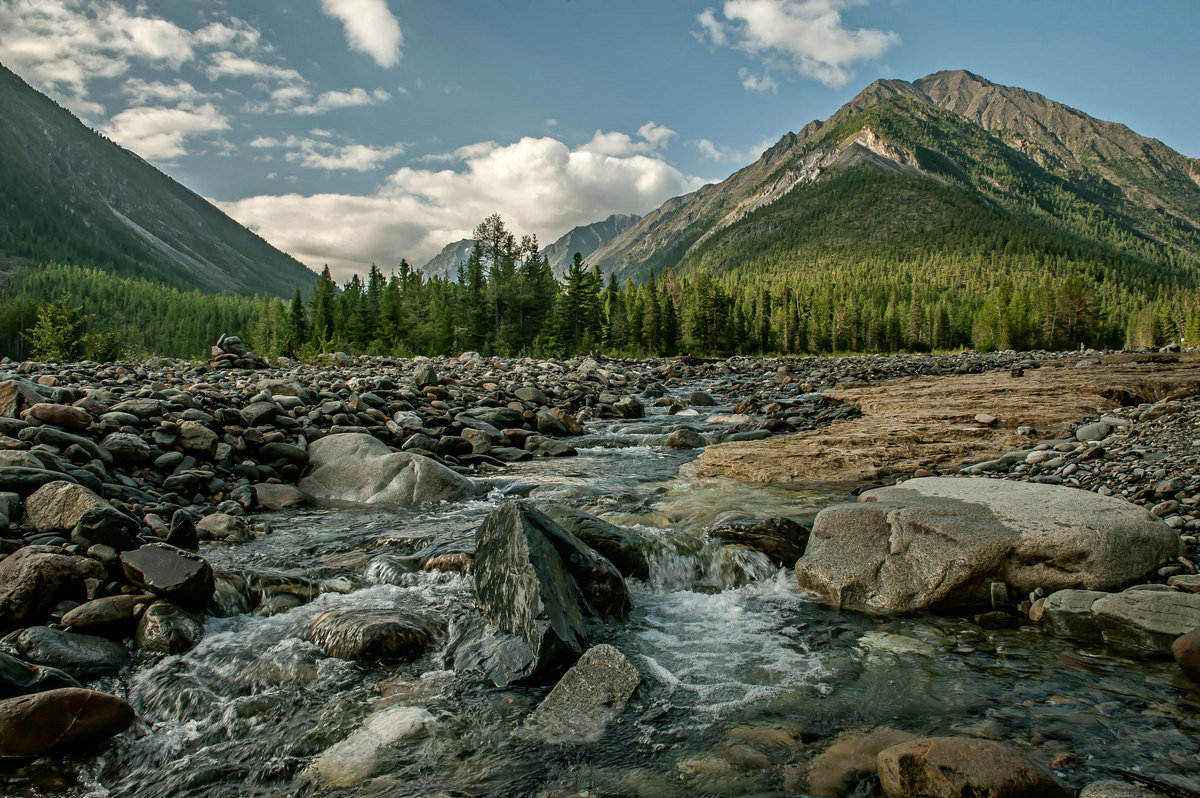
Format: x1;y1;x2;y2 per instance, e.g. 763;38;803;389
694;351;1200;483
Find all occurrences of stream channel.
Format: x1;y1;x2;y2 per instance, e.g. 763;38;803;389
67;390;1200;797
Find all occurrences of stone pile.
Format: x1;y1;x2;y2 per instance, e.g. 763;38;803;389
208;334;268;370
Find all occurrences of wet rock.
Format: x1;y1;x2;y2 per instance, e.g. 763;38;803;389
809;727;917;796
0;626;129;679
614;396;645;419
253;482;312;510
1173;626;1200;684
303;608;438;662
525;644;640;743
71;507;140;551
120;543;215;608
423;553;474;573
299;432;477;507
99;432;150;464
524;435;577;457
665;428;706;449
23;481;113;532
0;688;134;757
166;510;198;551
797;478;1181;615
545;408;583;435
60;594;152;638
258;442;308;466
876;737;1070;798
1092;589;1200;655
0;651;80;698
708;517;811;567
536;410;570;436
306;705;434;788
688;391;716;407
1040;589;1107;641
473;502;631;681
0;548;106;630
135;601;204;655
196;512;254;542
540;504;651;580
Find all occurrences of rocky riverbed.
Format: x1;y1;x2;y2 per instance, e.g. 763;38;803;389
1;344;1199;797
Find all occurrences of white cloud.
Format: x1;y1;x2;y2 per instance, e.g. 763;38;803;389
698;0;899;89
122;78;210;105
250;135;405;171
102;103;229;161
581;121;676;157
319;0;403;68
204;51;304;84
0;0;202;115
739;67;779;93
689;135;778;164
218;130;712;282
293;87;390;115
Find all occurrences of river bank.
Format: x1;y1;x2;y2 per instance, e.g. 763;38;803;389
1;345;1198;797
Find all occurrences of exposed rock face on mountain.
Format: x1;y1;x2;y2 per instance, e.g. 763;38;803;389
0;62;316;297
415;239;477;281
588;69;1200;283
416;214;641;281
541;213;641;276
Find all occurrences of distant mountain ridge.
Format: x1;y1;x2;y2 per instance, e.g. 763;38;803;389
0;62;316;297
588;69;1200;283
416;213;641;281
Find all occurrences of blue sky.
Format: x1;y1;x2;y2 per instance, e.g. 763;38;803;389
0;0;1196;281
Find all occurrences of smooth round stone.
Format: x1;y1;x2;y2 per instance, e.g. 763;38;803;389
0;626;130;679
303;609;437;662
0;687;134;757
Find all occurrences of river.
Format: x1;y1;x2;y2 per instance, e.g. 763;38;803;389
67;396;1198;797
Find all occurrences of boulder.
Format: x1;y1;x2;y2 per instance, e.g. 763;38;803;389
258;441;308;466
100;432;151;464
471;502;631;683
61;594;152;638
120;543;215;608
412;362;438;389
876;737;1070;798
0;466;77;496
536;410;569;436
22;403;91;431
665;428;706;449
614;396;644;418
136;601;204;655
299;433;478;507
796;478;1181;615
1091;589;1200;655
306;705;434;788
178;420;218;456
23;480;113;532
303;609;437;662
526;644;640;743
0;651;80;698
253;482;312;510
540;504;651;579
524;435;577;457
0;547;106;630
809;727;917;796
709;517;811;567
0;688;134;757
546;408;583;435
0;379;45;419
196;512;254;542
0;626;129;679
1039;589;1107;641
1173;626;1200;684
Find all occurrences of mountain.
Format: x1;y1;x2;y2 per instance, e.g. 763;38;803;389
416;238;477;281
416;213;642;281
589;70;1200;286
0;62;316;298
541;213;641;276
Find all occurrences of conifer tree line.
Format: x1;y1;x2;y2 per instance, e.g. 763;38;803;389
2;213;1199;362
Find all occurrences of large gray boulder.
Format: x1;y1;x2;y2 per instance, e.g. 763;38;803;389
23;480;114;532
299;433;477;507
464;502;631;684
525;644;640;743
796;477;1181;615
1091;589;1200;655
0;547;106;631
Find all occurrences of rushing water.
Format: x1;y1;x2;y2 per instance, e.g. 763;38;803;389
34;397;1200;796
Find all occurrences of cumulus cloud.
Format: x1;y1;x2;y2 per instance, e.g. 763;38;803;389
218;129;711;281
121;78;211;105
697;0;899;89
580;121;676;157
251;135;405;171
319;0;403;68
689;135;778;164
0;0;201;114
102;103;229;160
203;51;304;85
